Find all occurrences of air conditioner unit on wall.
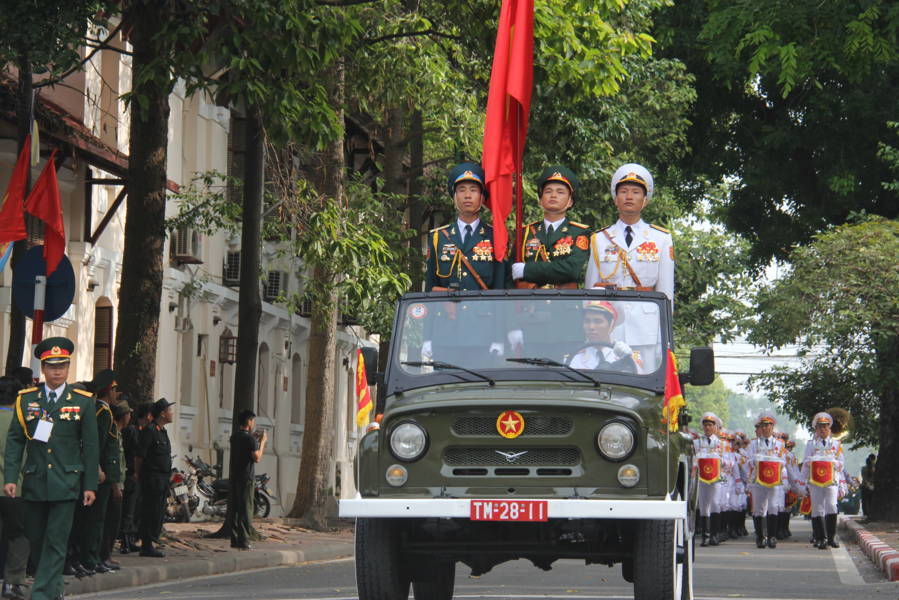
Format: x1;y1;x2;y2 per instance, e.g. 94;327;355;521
172;226;203;265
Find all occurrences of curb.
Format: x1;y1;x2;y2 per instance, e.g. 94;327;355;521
838;516;899;582
66;542;354;595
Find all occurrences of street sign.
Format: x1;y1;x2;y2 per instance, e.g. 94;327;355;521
12;246;75;322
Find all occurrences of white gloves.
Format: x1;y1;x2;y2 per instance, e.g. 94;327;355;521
489;343;504;356
511;263;525;280
507;329;524;348
612;341;632;359
421;340;433;361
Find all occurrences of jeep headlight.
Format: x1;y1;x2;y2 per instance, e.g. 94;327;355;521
596;422;635;461
389;422;428;461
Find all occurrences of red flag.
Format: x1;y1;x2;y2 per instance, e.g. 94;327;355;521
662;350;686;432
482;0;534;261
25;149;65;276
355;349;373;427
0;135;30;245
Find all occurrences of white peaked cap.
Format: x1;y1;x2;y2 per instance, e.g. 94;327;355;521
611;163;654;202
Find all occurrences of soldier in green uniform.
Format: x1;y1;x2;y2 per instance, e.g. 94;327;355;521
422;162;506;365
72;370;120;573
99;403;131;568
0;376;29;600
3;337;99;600
135;398;174;557
510;166;591;288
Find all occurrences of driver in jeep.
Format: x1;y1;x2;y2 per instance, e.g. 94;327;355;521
567;300;637;373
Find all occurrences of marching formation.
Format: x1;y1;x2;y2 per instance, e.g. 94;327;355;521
692;410;851;550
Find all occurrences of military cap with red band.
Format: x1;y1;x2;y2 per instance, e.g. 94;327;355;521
34;336;74;365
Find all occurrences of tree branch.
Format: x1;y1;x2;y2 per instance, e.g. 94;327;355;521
364;29;461;44
34;21;125;89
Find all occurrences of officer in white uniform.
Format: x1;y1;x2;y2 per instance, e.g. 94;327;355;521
693;412;724;546
801;412;844;549
746;410;786;549
584;164;674;372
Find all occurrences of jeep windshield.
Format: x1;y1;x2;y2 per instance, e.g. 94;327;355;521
389;291;670;394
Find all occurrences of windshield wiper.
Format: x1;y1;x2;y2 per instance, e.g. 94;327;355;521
402;361;495;386
506;357;601;387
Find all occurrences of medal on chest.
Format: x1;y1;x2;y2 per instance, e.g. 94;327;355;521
472;240;493;261
552;236;574;257
440;243;456;262
635;241;659;262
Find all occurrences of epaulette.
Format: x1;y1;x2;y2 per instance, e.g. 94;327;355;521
568;221;589;229
650;224;671;235
73;388;94;397
429;224;450;233
17;387;38;395
599;225;613;232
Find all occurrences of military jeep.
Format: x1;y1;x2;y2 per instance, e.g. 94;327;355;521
341;289;714;600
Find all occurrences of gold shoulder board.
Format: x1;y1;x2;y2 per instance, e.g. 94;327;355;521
73;388;94;397
650;224;671;234
18;387;38;395
568;221;589;229
429;224;450;233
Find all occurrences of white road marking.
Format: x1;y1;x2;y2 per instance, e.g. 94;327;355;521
830;540;866;585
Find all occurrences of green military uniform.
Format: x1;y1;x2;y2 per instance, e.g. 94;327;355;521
0;400;29;594
4;337;99;600
74;398;119;570
513;166;591;287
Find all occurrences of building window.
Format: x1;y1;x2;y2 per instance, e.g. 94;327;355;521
219;335;238;364
93;301;113;373
223;251;240;286
263;271;287;303
291;354;303;425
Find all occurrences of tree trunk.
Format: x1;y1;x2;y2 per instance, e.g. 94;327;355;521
288;60;345;529
113;5;170;405
871;337;899;520
4;52;33;374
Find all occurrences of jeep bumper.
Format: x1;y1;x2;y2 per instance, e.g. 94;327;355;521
339;496;686;519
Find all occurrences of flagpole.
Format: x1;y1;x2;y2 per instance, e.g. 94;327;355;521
513;101;524;263
30;275;45;374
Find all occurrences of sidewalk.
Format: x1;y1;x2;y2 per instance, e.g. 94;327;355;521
838;516;899;582
67;519;355;596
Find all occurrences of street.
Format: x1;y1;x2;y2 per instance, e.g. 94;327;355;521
83;519;898;600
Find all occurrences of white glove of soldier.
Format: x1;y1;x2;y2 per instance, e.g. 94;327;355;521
489;343;504;356
511;263;525;280
507;329;524;348
612;341;632;359
421;340;433;361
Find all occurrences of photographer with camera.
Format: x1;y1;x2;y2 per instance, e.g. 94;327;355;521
230;410;267;550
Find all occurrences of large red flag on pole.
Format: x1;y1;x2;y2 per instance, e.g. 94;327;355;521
482;0;534;261
0;135;30;247
25;148;66;277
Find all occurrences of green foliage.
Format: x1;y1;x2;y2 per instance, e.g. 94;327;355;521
747;218;899;448
684;376;730;426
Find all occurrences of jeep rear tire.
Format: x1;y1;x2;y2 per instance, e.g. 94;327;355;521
412;559;455;600
633;518;691;600
355;518;411;600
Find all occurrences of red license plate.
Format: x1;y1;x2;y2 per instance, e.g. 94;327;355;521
470;499;548;522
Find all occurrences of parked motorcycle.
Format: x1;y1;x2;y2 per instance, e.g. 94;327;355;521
165;463;200;523
186;455;276;518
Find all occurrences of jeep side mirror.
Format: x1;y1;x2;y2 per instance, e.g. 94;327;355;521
688;347;715;386
360;346;381;387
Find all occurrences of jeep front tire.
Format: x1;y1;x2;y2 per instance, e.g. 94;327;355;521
355;518;411;600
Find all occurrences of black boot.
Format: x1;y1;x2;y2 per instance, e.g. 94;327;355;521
709;513;720;546
811;516;823;546
730;511;742;537
776;512;787;539
754;516;766;548
825;514;840;548
783;511;792;538
739;510;749;536
766;515;778;548
700;516;710;547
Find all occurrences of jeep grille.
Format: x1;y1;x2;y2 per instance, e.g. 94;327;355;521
444;447;580;466
452;415;572;437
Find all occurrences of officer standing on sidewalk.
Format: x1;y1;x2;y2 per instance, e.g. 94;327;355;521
3;337;99;600
135;399;174;558
0;376;29;600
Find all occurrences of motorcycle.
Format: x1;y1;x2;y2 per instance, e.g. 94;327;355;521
165;463;200;522
186;455;276;519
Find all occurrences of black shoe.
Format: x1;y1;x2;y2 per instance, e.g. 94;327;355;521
140;546;165;558
753;516;766;548
825;513;840;548
699;516;709;547
232;543;253;550
93;563;112;574
73;562;93;578
2;583;27;600
101;559;121;571
63;562;76;577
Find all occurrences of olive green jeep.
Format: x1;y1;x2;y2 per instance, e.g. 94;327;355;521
341;289;714;600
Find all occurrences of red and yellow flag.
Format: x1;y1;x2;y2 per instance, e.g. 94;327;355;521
355;349;373;427
24;148;66;276
482;0;534;261
810;460;835;487
662;349;686;432
0;135;30;249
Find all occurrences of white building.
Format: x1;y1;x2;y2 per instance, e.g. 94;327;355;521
0;29;373;515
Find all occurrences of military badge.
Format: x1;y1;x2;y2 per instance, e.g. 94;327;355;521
473;240;493;261
575;235;589;250
496;410;525;439
408;303;428;320
552;236;573;257
525;238;541;258
636;241;659;262
669;246;675;261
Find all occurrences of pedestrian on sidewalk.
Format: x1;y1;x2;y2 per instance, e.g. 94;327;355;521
3;338;99;600
136;399;174;558
98;403;131;570
230;410;267;550
0;376;29;600
119;402;150;554
860;453;875;518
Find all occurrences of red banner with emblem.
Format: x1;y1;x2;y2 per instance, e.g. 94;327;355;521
755;460;782;487
810;460;835;487
799;495;812;515
698;457;721;484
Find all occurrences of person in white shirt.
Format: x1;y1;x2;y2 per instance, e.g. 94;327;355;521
745;411;787;549
585;164;674;370
693;412;725;546
567;301;636;373
801;412;844;549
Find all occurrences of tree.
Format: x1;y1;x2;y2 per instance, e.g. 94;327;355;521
683;377;730;427
654;0;899;265
748;218;899;520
